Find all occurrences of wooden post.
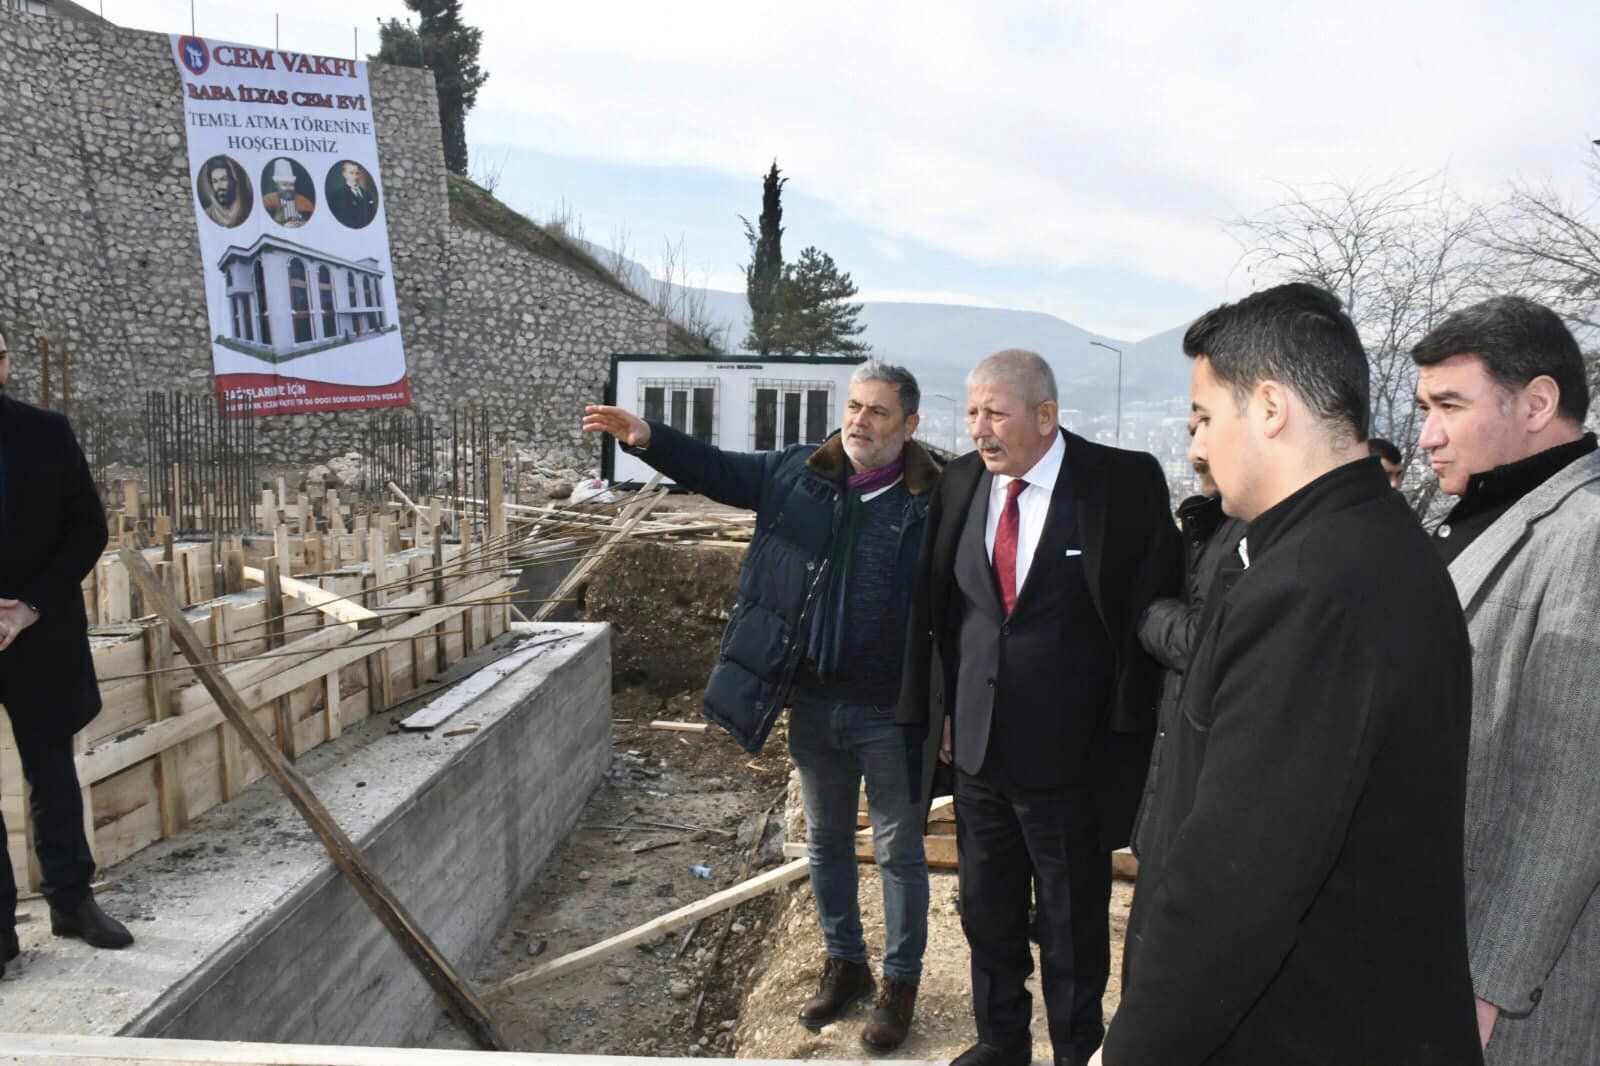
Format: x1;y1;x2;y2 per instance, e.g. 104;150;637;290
487;458;506;546
274;523;291;574
117;548;509;1052
38;337;50;409
60;337;70;419
362;572;391;713
431;529;449;672
408;555;428;688
262;555;296;758
327;488;346;535
223;549;246;595
318;577;344;744
143;622;188;836
212;603;244;800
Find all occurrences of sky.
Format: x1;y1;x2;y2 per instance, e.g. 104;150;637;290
111;0;1600;340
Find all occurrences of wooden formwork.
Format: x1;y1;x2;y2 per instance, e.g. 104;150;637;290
3;534;512;893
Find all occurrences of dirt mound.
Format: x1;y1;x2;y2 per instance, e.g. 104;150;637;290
584;539;743;695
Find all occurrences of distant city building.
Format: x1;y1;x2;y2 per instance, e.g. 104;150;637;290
216;235;388;359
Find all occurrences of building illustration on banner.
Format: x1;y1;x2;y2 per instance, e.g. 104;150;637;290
216;234;393;362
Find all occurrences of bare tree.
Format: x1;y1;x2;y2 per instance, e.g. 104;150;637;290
1230;175;1496;510
1478;153;1600;423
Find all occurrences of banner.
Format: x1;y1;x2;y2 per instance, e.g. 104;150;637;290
171;34;409;416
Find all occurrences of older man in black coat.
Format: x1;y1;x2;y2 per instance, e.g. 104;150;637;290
1094;285;1482;1065
900;349;1181;1066
0;329;133;979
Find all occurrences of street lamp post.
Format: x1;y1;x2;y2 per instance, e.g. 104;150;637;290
1089;340;1123;446
927;392;959;455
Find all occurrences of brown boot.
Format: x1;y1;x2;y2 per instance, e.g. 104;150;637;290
861;974;917;1051
798;956;874;1030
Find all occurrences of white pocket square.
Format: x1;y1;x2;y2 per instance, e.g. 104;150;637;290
1065;549;1082;557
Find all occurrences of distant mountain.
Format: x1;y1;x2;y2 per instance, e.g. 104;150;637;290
691;289;1192;426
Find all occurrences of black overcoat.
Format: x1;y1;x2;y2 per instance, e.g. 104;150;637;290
897;431;1182;850
0;396;109;743
1104;458;1483;1065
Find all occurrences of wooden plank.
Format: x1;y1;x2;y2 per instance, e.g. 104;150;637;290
143;623;187;836
117;547;509;1052
242;566;380;628
74;574;514;786
212;603;244;800
261;556;295;759
487;458;506;545
487;856;813;998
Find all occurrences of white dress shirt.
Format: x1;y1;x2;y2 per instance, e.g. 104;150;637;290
984;429;1065;592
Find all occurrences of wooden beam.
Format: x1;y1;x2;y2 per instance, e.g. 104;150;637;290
261;556;295;759
647;721;707;734
532;476;665;623
242;566;380;628
486;856;813;998
142;623;187;837
116;548;508;1052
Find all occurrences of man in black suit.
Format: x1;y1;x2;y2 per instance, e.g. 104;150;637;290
1094;285;1482;1064
0;327;133;979
899;349;1181;1066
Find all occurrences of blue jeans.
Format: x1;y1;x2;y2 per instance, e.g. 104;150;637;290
788;691;929;982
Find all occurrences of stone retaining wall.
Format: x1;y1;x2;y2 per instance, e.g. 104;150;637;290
0;12;704;467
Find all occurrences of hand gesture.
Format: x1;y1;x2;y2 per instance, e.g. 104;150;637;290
582;405;651;449
940;717;954;765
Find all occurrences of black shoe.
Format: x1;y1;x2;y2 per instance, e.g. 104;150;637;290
952;1040;1032;1066
50;895;133;950
798;956;874;1030
1;927;18;977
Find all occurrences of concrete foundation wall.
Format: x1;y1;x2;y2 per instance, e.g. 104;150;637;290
0;623;612;1049
140;624;611;1045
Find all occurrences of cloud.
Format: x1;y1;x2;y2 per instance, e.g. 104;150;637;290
463;0;1597;304
124;0;1600;332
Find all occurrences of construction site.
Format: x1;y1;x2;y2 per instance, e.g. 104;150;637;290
0;8;1146;1064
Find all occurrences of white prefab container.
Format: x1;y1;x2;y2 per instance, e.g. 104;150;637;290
604;354;865;486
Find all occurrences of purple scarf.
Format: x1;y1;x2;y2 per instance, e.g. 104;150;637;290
848;455;904;494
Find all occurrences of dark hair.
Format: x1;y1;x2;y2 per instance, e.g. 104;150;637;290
1182;282;1370;439
1367;438;1402;465
1410;295;1589;424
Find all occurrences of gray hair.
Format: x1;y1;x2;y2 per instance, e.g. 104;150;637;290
850;359;921;416
967;348;1057;407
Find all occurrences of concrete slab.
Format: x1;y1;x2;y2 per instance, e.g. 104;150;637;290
0;624;611;1048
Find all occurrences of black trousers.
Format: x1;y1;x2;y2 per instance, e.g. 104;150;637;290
956;769;1112;1066
1;695;96;927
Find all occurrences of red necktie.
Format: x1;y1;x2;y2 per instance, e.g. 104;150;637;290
993;478;1027;614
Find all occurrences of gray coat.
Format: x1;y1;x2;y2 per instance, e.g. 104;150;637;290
1450;447;1600;1065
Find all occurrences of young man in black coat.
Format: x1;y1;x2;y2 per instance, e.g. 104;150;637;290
0;328;134;979
1093;285;1482;1065
898;349;1182;1066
